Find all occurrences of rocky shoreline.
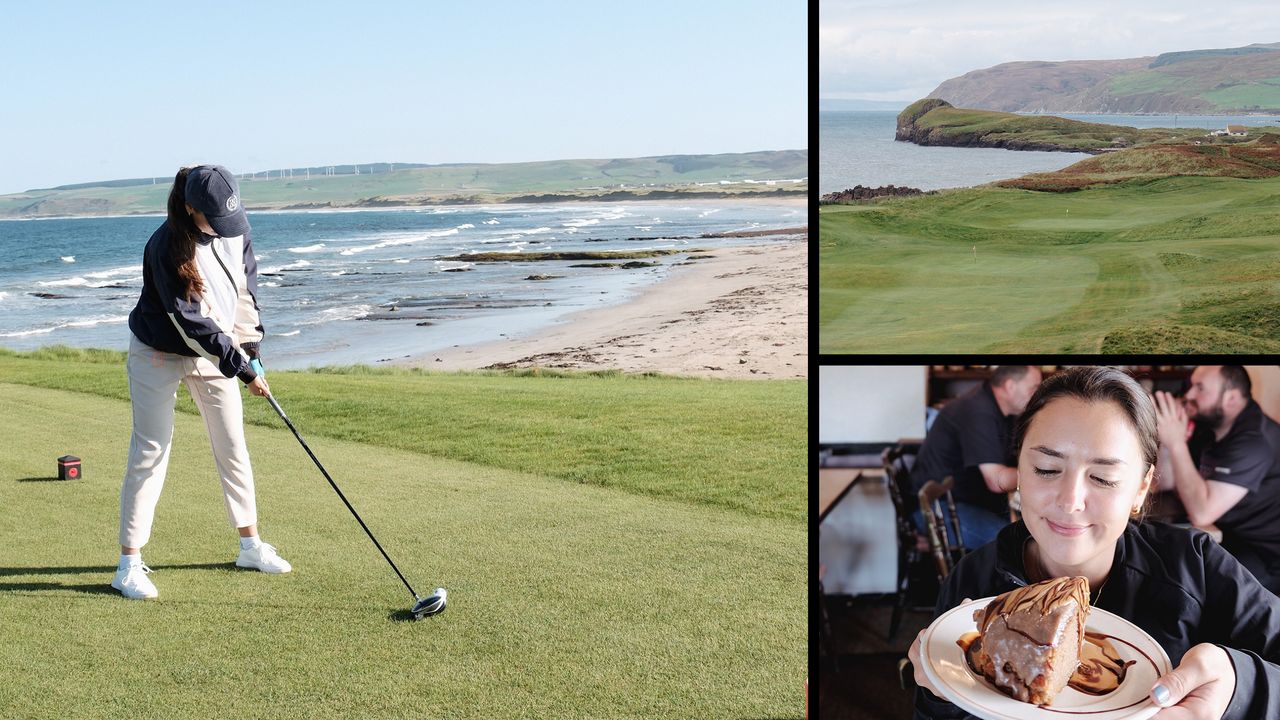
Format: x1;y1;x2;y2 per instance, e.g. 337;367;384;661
399;242;807;379
820;185;927;203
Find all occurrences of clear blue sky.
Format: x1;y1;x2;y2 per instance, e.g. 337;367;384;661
0;1;807;194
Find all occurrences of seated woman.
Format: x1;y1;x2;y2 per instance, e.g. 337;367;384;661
910;366;1280;720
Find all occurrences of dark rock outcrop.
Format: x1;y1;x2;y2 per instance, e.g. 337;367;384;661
820;185;926;203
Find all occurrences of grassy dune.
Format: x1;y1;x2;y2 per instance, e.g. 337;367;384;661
0;350;805;718
819;176;1280;353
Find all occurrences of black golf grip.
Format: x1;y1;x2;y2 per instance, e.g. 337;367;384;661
263;393;420;600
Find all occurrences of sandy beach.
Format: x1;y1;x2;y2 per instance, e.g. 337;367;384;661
398;238;807;379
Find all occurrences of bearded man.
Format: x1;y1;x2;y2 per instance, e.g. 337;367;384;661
1155;366;1280;594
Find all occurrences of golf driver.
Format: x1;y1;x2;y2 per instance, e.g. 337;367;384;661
263;392;446;619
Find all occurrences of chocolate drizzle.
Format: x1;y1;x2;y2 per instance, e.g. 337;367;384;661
1070;632;1136;695
976;576;1091;645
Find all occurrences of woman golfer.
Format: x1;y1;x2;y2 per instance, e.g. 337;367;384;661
113;165;291;600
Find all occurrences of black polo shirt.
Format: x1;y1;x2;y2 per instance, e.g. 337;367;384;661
911;382;1013;516
1199;400;1280;567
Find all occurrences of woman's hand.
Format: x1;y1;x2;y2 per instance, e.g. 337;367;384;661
908;629;946;698
909;598;971;699
1151;643;1235;720
1153;391;1191;450
247;376;271;398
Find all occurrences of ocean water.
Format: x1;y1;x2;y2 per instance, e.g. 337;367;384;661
0;202;804;368
819;110;1280;195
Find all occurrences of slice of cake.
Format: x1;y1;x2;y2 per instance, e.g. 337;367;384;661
965;576;1090;706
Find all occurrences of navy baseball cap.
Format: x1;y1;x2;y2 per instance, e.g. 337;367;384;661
185;165;250;238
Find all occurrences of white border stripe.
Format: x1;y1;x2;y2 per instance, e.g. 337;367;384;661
167;311;223;367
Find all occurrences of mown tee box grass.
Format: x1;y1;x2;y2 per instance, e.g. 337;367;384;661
0;351;805;719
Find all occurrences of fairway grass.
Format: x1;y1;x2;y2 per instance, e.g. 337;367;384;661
0;364;804;718
819;176;1280;352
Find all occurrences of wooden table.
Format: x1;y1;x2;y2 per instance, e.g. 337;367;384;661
819;467;885;524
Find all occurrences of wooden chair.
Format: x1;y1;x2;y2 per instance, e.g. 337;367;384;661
818;563;838;671
899;475;968;694
918;477;966;581
881;445;930;639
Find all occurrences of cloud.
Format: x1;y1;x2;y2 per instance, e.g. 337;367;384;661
819;0;1280;100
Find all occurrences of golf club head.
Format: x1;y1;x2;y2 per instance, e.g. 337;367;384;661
411;588;447;619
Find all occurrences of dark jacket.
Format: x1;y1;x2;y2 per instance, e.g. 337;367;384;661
128;221;263;383
915;520;1280;720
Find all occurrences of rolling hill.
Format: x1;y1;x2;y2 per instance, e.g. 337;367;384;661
928;42;1280;114
0;150;808;219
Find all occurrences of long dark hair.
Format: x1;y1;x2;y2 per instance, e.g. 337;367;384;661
1012;367;1159;473
165;167;204;300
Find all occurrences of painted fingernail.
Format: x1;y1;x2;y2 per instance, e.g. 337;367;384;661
1152;684;1170;705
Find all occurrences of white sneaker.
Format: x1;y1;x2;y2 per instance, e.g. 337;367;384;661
236;542;292;573
111;563;158;600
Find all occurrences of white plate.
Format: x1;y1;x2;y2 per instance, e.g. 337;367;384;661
918;597;1172;720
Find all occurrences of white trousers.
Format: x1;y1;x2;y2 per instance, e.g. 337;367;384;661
119;334;257;548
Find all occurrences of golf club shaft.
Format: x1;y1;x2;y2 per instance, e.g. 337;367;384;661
264;394;420;600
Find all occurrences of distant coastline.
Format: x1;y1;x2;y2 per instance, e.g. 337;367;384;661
823;107;1280;117
0;150;808;220
0;186;808;221
268;186;807;212
0;194;806;223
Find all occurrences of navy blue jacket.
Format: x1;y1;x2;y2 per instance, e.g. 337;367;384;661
915;521;1280;720
128;220;263;383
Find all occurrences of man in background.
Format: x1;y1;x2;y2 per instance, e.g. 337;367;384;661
911;365;1042;549
1155;365;1280;595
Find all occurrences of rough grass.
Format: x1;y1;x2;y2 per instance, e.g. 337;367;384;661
819;175;1280;352
1101;322;1280;353
0;348;805;523
0;358;805;719
998;143;1280;191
